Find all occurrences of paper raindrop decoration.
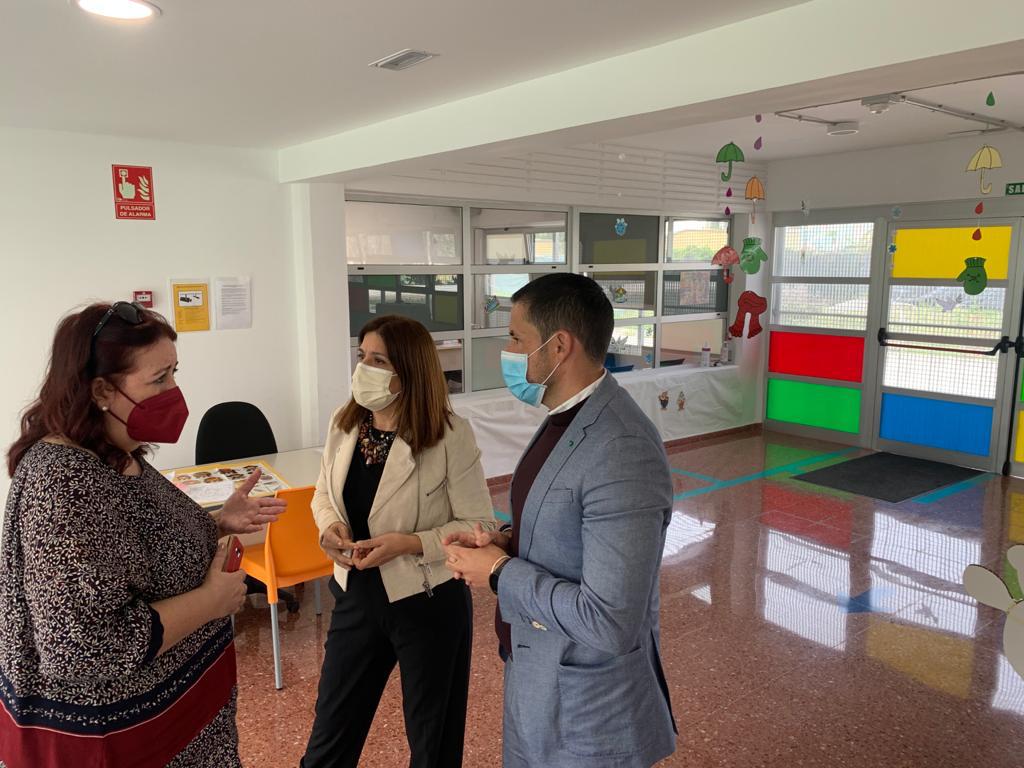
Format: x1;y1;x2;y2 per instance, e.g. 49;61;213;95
975;201;985;215
754;136;763;151
986;91;996;107
712;245;740;285
745;176;766;223
724;206;731;216
973;228;983;241
716;142;745;182
726;187;733;197
967;144;1002;195
755;114;762;123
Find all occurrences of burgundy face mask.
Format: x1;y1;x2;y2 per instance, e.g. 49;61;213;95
111;386;190;444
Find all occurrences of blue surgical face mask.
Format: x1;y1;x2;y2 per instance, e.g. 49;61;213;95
501;336;561;408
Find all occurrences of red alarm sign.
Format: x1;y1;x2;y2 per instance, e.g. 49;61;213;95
132;290;154;308
112;165;155;220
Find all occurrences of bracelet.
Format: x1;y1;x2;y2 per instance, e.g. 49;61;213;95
490;555;512;575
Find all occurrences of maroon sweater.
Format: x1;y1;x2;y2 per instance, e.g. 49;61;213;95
496;400;587;656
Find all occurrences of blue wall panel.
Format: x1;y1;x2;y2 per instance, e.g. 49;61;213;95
879;393;992;457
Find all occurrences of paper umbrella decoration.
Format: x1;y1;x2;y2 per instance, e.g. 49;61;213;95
745;176;766;223
716;142;745;182
712;246;740;284
966;144;1002;195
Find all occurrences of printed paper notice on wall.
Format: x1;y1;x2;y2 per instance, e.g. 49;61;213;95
214;277;252;330
171;280;211;332
112;165;155;220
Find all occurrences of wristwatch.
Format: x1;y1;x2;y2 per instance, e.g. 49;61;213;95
489;555;511;594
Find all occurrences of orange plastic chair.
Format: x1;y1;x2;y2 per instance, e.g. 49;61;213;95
240;485;333;689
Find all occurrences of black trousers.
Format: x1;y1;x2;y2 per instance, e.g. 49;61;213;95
301;568;473;768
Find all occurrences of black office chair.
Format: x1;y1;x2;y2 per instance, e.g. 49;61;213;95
195;401;278;465
195;402;299;613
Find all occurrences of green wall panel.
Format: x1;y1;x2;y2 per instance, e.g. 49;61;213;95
767;378;861;434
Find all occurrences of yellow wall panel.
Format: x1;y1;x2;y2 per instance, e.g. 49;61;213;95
892;226;1012;280
1016;413;1024;466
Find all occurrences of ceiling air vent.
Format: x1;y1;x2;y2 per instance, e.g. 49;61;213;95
368;49;438;72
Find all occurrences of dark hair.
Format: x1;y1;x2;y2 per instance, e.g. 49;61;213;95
511;273;613;362
7;303;178;477
336;315;452;455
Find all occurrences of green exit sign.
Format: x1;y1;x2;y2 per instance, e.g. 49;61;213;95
1007;182;1024;196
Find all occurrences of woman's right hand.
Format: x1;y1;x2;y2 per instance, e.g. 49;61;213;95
201;544;248;620
321;521;360;570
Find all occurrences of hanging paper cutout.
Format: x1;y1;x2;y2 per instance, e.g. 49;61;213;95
755;114;763;123
754;136;763;151
712;245;740;284
973;201;984;241
724;206;732;216
677;390;687;411
483;295;500;314
801;200;810;216
964;546;1024;681
614;217;628;236
658;391;669;410
891;206;903;219
888;243;898;255
716;142;745;182
745;176;766;223
966;144;1002;194
957;257;988;295
740;236;768;275
986;91;996;107
726;187;733;197
611;286;629;303
730;291;768;339
973;228;983;241
975;201;985;215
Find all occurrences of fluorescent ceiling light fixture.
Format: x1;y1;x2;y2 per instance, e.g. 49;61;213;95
74;0;161;20
827;121;860;136
368;49;438;71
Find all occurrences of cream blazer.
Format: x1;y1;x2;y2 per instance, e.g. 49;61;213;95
312;408;497;603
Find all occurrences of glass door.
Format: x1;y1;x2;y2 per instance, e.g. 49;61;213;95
873;219;1022;472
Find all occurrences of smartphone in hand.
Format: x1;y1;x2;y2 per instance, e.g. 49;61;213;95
223;536;244;573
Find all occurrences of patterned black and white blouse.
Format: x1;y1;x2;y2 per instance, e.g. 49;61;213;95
0;442;240;768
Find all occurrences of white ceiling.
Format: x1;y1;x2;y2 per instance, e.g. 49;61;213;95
612;73;1024;162
0;0;805;148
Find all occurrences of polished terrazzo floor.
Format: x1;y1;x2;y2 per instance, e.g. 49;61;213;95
232;429;1024;766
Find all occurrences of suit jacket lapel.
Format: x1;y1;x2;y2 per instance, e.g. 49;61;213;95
327;430;358;525
518;375;620;559
370;437;416;521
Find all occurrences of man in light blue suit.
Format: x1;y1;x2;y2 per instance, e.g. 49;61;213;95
445;274;676;768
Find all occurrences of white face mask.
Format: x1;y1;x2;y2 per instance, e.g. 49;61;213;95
351;362;401;412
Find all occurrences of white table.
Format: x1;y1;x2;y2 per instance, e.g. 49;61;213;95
452;364;745;478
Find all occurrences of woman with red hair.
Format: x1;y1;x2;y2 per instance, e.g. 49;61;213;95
0;302;283;767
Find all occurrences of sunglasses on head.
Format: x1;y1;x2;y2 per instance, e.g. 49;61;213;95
89;301;145;369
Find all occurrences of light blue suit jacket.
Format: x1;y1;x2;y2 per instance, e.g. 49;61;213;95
497;374;677;768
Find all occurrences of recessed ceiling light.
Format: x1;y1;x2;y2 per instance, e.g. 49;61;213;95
368;49;438;71
74;0;161;20
827;121;860;136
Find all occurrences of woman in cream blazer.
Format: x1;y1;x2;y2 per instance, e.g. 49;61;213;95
302;315;496;768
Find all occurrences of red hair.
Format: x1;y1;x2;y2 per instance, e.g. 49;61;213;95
7;303;178;476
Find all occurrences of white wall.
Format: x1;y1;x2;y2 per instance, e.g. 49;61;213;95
768;132;1024;212
0;127;303;504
